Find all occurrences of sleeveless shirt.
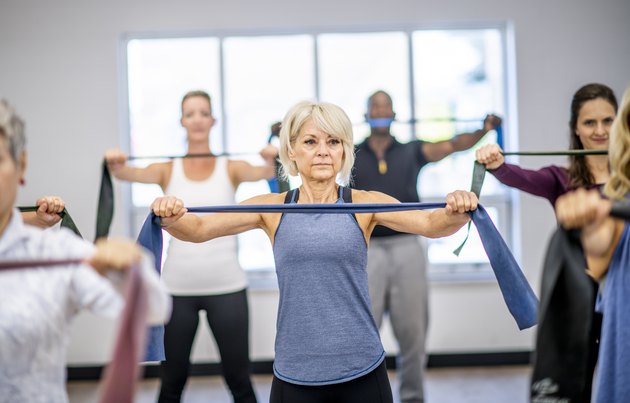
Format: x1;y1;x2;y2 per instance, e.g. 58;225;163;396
162;157;247;295
272;186;385;385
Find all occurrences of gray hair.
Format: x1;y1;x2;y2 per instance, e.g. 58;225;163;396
278;100;355;185
0;99;26;162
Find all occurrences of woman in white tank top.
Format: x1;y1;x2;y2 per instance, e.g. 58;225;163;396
104;90;277;403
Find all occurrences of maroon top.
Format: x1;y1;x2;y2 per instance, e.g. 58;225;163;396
489;163;572;207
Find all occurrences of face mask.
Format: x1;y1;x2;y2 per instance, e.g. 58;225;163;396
367;117;394;129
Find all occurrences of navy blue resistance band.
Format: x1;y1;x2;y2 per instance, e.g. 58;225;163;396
137;202;538;362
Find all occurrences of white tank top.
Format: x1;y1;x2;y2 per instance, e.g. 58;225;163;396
162;157;247;295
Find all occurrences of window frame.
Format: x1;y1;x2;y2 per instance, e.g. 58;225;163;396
119;21;519;285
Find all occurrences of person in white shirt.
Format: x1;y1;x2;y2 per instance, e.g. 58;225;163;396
0;98;172;403
105;90;276;403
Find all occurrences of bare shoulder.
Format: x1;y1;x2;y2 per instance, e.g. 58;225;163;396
148;161;173;172
239;192;285;205
351;189;400;204
227;159;250;169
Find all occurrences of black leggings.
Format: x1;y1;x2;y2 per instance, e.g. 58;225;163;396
157;290;257;403
270;361;393;403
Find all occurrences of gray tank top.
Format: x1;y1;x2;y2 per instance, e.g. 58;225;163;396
272;186;385;385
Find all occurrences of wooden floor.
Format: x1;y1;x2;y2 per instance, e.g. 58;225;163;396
67;365;531;403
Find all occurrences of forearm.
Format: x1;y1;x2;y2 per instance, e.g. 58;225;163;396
424;130;487;162
21;211;45;228
490;164;562;203
424;209;471;238
258;164;276;181
581;218;617;257
581;218;621;280
164;211;262;243
163;214;208;243
382;209;470;238
111;165;160;184
451;129;486;152
242;165;276;182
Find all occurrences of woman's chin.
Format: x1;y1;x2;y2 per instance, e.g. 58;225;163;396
305;171;337;182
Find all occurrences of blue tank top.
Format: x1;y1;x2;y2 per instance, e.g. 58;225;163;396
594;223;630;402
272;186;385;385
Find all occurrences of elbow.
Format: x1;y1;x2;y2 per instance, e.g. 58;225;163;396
173;232;207;244
188;230;216;244
423;226;458;239
191;234;211;243
423;231;444;239
430;228;460;239
432;221;469;239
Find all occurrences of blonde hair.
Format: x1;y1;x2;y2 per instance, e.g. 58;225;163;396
604;87;630;200
0;99;26;163
278;101;355;185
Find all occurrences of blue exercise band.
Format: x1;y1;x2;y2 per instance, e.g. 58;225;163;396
137;202;538;361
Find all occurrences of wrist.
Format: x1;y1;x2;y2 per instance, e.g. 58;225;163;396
160;220;173;229
37;216;50;228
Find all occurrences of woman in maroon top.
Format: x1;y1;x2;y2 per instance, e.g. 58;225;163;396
477;83;618;402
476;83;618;207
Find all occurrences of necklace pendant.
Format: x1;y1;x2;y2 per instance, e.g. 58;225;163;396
378;160;388;175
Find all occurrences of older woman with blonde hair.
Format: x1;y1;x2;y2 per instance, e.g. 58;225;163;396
151;100;478;403
555;86;630;402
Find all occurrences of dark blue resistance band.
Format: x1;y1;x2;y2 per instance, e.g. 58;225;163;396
137;202;538;361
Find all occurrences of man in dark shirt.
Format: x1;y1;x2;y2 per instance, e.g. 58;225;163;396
352;90;501;403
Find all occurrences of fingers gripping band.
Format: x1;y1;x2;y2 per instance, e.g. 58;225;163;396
18;206;83;238
137;201;539;362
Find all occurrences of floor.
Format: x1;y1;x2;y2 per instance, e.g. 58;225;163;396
67;365;531;403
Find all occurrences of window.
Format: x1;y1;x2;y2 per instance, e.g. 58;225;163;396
412;29;507;270
126;37;222;207
124;26;512;280
318;31;412;143
223;35;316;271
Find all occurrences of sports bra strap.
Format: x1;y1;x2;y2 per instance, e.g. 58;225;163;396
284;188;298;204
284;187;352;204
342;186;352;203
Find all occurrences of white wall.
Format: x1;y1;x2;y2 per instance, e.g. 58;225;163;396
1;0;629;365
